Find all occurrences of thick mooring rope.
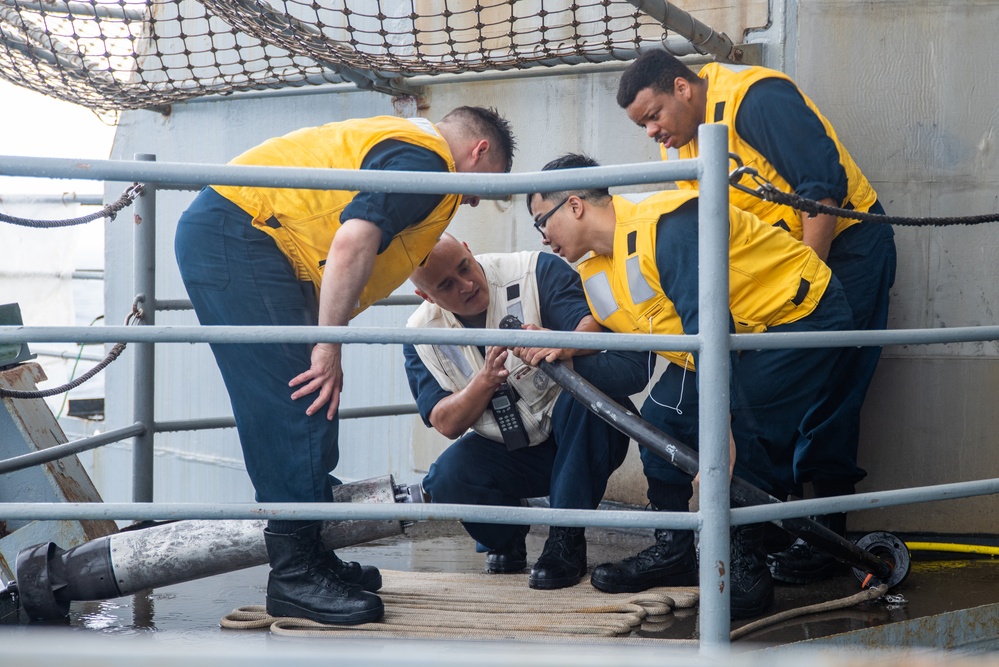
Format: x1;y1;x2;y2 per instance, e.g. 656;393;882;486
221;569;893;643
730;583;889;641
221;569;698;642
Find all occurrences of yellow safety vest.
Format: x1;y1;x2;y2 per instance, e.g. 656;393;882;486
577;192;832;369
667;63;877;239
213;116;461;318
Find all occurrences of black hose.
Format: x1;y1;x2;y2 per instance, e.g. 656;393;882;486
497;315;893;583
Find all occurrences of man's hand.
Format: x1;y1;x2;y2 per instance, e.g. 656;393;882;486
481;345;512;384
289;342;343;420
426;345;509;438
294;218;379;420
511;323;571;366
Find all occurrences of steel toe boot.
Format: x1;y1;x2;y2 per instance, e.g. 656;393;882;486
320;549;383;593
590;527;698;593
768;480;854;584
730;523;774;620
263;522;384;625
768;512;848;584
529;527;587;590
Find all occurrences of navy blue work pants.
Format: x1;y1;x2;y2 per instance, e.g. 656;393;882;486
793;218;896;489
640;279;854;500
422;389;633;551
174;187;338;503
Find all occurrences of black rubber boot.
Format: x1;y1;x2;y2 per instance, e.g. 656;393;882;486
485;526;529;574
768;480;853;584
320;549;383;593
529;527;587;590
730;523;774;620
263;522;384;625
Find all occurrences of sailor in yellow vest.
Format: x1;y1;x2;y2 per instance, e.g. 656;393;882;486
617;50;897;584
174;108;515;625
403;233;646;589
527;154;853;620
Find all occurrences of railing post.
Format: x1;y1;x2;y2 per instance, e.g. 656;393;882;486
696;124;732;652
132;154;157;502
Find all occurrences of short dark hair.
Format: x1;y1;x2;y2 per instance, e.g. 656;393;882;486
441;106;517;172
616;49;699;108
527;153;610;215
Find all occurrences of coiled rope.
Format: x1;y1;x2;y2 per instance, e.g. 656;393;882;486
221;569;698;642
729;163;999;227
0;300;142;400
220;568;893;643
0;184;144;228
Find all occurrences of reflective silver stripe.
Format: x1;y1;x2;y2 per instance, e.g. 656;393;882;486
583;272;618;320
506;301;524;324
626;256;656;305
665;147;681;161
406;117;440;137
439;345;474;380
718;63;752;73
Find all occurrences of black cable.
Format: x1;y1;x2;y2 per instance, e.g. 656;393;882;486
759;185;999;228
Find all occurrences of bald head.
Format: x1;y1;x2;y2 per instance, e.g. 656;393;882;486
412;233;490;318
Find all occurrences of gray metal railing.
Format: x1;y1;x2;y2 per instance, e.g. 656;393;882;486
1;125;997;650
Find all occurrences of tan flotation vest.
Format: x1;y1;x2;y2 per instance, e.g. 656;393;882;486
407;251;561;446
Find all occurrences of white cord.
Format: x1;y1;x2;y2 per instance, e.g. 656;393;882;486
645;320;688;415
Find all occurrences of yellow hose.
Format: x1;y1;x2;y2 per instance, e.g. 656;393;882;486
906;541;999;556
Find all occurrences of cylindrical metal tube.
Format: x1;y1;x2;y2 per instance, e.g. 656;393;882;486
131;153;156;503
697;122;734;647
15;475;417;619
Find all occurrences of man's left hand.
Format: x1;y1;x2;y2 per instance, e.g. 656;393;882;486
512;323;571;366
289;342;343;420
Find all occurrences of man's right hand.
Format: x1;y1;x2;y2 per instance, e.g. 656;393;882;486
478;345;511;387
289;342;343;420
427;345;509;438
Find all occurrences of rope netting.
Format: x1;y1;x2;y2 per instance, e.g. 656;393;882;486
0;0;681;116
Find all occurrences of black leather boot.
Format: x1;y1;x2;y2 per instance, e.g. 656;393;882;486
768;480;853;584
592;481;698;594
485;526;529;574
768;512;848;584
529;527;587;590
320;549;383;593
264;522;384;625
590;528;698;593
731;523;774;620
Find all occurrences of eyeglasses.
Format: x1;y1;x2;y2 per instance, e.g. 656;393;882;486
533;196;570;237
